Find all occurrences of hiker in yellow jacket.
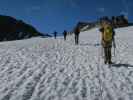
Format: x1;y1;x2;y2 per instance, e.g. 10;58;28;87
99;20;115;64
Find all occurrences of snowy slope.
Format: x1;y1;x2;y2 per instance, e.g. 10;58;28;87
0;26;133;100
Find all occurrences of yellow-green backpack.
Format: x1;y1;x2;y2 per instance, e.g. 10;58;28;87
103;26;113;42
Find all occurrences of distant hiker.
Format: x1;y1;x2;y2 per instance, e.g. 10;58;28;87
63;30;67;40
99;20;116;64
54;31;57;39
74;26;80;45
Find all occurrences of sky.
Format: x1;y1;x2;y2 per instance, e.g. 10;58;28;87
0;0;133;35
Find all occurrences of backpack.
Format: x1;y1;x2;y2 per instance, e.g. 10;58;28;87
74;27;80;35
103;26;113;42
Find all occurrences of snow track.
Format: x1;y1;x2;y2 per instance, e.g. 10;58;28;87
0;27;133;100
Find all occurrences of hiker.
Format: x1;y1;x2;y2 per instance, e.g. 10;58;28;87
74;26;80;45
63;30;67;40
54;31;57;39
99;20;116;64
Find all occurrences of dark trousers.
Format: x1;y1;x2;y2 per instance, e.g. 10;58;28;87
64;35;66;40
75;34;79;45
104;47;112;63
54;36;56;39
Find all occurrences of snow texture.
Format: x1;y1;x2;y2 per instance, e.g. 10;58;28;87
0;26;133;100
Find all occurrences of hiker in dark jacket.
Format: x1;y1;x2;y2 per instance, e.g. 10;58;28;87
54;31;57;39
99;20;115;64
63;30;67;40
74;26;80;45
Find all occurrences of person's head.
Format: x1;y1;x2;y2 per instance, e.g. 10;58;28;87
64;30;67;32
101;20;112;29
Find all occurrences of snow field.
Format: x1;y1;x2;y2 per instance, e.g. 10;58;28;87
0;26;133;100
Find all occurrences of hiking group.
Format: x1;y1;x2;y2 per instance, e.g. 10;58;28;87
53;19;116;64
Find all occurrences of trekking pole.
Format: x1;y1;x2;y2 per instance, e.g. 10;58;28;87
100;42;104;59
101;46;104;59
114;46;115;57
113;40;116;57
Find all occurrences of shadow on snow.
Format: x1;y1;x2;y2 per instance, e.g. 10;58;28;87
111;63;133;68
79;43;100;47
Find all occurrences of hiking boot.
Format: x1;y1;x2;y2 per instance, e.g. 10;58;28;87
108;61;113;64
104;60;108;64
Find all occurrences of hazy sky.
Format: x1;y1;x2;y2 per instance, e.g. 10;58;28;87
0;0;133;34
